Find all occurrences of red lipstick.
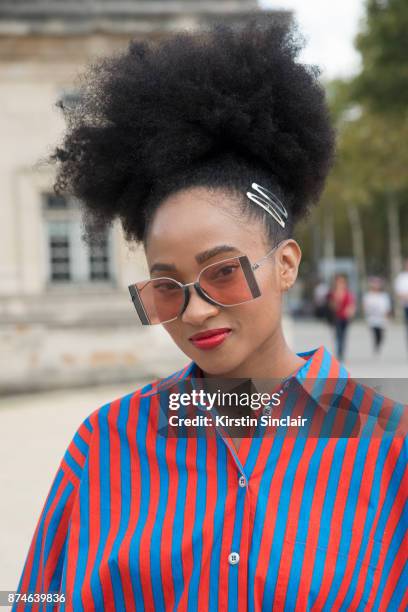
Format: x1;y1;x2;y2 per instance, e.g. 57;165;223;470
189;328;232;350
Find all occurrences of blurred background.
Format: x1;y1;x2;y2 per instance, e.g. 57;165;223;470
1;0;407;395
0;0;407;591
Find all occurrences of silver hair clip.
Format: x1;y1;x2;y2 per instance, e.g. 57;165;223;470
246;182;288;228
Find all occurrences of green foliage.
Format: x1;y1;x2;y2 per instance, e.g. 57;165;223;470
297;0;408;294
353;0;408;115
297;82;408;278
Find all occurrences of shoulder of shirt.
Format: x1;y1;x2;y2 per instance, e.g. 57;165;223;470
340;377;408;438
60;368;188;483
297;371;407;438
79;362;192;432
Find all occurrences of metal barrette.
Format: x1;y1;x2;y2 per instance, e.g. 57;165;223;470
246;182;288;228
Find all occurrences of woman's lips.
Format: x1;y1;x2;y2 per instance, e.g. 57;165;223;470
189;329;232;350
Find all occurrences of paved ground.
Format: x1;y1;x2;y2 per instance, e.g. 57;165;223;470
294;319;408;378
1;319;407;593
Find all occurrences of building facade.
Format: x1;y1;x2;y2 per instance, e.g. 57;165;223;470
0;0;289;393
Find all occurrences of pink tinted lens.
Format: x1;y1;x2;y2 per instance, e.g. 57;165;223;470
199;257;254;305
136;278;184;324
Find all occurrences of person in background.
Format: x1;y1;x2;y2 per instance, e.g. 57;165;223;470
362;276;391;354
313;277;330;320
327;273;356;361
394;258;408;351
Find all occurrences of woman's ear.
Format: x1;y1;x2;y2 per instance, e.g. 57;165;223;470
278;239;302;291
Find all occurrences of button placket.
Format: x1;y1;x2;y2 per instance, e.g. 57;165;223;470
262;380;290;416
238;475;247;488
228;551;240;565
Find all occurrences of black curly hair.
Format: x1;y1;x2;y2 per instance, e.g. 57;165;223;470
53;19;336;247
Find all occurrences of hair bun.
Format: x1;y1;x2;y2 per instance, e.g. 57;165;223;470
53;19;335;242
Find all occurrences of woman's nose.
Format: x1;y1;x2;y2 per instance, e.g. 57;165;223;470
180;286;220;325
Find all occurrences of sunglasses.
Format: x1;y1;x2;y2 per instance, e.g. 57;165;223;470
128;241;285;325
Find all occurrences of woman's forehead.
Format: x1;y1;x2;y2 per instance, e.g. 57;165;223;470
145;186;261;259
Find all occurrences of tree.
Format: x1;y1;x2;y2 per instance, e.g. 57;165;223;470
315;85;408;300
296;0;408;310
353;0;408;116
350;0;408;309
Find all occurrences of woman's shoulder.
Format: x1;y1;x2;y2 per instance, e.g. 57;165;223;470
341;376;408;439
295;353;407;442
83;362;194;431
58;365;193;483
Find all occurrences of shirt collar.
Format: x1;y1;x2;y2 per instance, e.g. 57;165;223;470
144;345;350;414
292;345;350;413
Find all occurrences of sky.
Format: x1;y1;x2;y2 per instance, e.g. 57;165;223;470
258;0;367;80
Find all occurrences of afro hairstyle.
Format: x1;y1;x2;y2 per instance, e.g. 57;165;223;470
53;18;336;246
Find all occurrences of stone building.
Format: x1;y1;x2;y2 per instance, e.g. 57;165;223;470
0;0;290;393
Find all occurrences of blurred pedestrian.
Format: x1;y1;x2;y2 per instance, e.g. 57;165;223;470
327;274;356;361
313;278;330;320
394;258;408;350
362;277;391;354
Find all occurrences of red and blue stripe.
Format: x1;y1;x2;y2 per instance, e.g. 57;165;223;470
14;346;408;611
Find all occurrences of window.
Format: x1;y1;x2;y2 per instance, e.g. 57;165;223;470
56;89;82;113
43;194;114;285
89;237;111;281
48;221;71;282
46;194;69;210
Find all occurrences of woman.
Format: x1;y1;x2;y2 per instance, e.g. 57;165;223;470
327;274;356;362
362;276;391;354
14;21;407;611
394;258;408;352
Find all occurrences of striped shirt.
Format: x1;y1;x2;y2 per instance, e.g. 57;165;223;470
14;345;408;611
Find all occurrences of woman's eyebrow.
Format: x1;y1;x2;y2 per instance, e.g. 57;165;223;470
150;262;177;275
149;244;239;275
195;244;239;264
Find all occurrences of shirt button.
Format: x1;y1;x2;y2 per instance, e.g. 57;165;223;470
238;475;247;487
228;552;240;565
263;406;272;416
